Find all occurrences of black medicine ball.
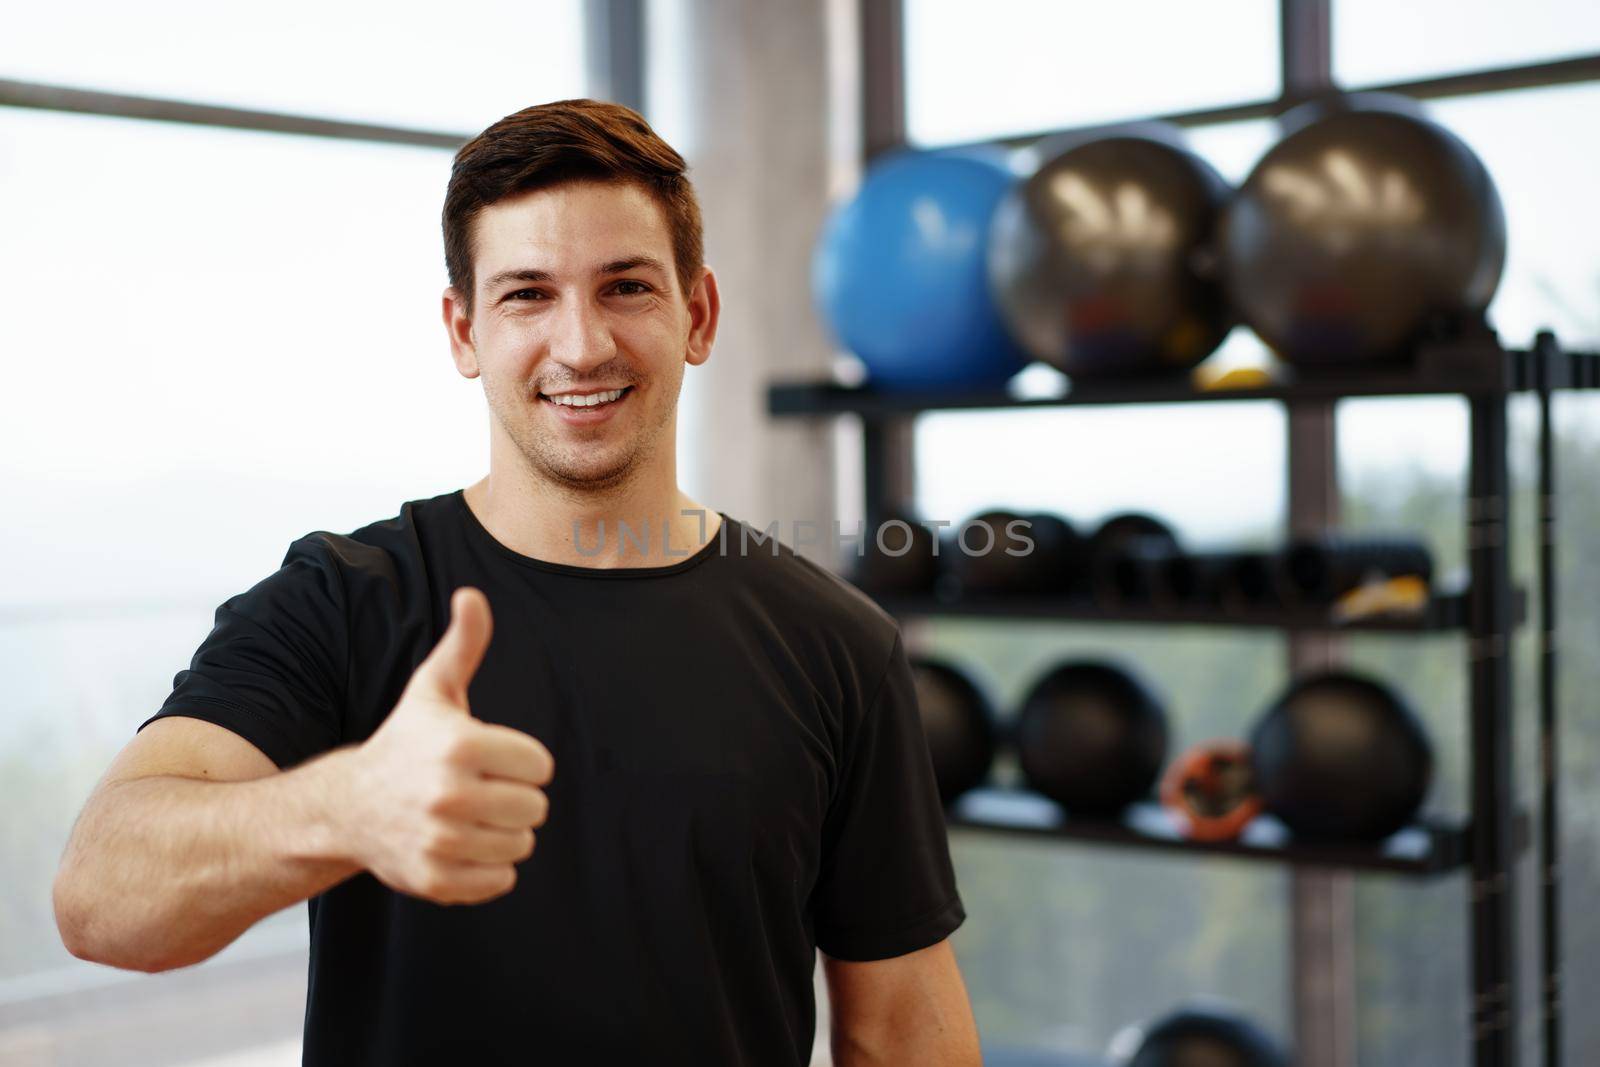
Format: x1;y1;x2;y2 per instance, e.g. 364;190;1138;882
1130;1005;1289;1067
1250;670;1433;841
910;659;998;805
851;511;941;595
949;509;1083;596
1016;660;1168;817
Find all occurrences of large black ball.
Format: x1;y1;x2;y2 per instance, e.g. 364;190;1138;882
1249;670;1433;841
910;659;998;805
850;512;941;595
990;133;1233;380
949;510;1083;596
1129;1006;1289;1067
1016;660;1168;817
1221;94;1505;368
1087;512;1181;606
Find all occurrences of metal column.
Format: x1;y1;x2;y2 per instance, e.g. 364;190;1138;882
1534;335;1563;1067
1285;399;1356;1067
1467;395;1517;1065
1278;3;1356;1064
585;0;647;114
858;0;916;523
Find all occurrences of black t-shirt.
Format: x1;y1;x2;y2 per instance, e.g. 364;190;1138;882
138;488;964;1066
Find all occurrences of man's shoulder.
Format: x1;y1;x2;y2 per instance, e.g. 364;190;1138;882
717;516;899;651
280;489;457;586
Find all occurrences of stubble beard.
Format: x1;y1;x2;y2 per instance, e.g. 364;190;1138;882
488;373;677;495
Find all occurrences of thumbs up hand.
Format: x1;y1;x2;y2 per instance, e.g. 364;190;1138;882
345;587;554;905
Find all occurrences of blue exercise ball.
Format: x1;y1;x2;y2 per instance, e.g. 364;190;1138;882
813;150;1030;391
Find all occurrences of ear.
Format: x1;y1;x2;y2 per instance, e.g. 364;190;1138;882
442;286;480;379
684;266;720;368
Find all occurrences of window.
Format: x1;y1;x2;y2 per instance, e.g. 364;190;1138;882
0;105;476;1058
1430;83;1600;349
1334;0;1600;87
904;0;1280;146
0;4;586;1055
894;5;1600;1062
0;0;587;132
0;106;481;613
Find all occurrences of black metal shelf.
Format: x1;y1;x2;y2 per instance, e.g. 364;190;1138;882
767;341;1599;419
871;587;1526;633
947;788;1471;876
785;327;1580;1064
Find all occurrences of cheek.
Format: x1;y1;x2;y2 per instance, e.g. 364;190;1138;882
476;354;537;409
479;329;543;380
617;309;690;366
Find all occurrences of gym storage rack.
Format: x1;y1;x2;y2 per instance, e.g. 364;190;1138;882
768;334;1600;416
766;331;1597;1065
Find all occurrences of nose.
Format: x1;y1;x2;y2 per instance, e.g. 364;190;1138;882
547;292;618;373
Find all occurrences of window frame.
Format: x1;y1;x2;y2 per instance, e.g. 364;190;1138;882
0;0;638;146
874;1;1600;158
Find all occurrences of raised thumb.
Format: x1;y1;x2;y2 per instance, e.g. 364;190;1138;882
414;586;493;709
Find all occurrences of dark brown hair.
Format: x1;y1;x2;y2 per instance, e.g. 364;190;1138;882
443;98;703;316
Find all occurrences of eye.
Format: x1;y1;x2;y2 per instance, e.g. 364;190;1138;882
613;280;652;296
506;288;549;302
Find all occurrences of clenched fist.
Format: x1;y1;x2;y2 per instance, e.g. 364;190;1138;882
345;586;554;905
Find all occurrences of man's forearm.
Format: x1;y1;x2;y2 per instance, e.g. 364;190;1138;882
54;746;365;973
831;1017;982;1067
824;941;982;1067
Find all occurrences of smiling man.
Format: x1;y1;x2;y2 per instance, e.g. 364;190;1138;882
51;99;979;1066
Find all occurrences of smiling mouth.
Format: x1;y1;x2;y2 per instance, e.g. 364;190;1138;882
538;386;634;409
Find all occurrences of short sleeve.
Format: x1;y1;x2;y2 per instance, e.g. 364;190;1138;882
812;631;966;961
137;534;348;771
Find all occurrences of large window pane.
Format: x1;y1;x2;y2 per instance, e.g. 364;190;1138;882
1334;393;1600;1065
1430;83;1600;350
915;403;1285;545
1332;395;1474;1067
0;0;586;132
904;0;1280;147
1334;0;1600;87
0;106;481;1060
0;107;483;610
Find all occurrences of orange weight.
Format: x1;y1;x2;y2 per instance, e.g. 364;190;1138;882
1160;739;1263;842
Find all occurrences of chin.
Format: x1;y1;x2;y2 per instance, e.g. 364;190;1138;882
540;453;636;489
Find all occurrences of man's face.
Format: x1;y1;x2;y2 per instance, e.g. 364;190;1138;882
444;180;716;492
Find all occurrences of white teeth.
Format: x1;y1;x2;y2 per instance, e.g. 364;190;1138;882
547;388;626;408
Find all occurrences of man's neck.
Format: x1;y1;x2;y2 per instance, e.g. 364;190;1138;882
463;472;721;569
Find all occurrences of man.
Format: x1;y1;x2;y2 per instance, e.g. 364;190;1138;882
51;99;981;1065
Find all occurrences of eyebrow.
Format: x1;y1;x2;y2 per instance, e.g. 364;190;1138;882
483;256;671;294
599;256;670;277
